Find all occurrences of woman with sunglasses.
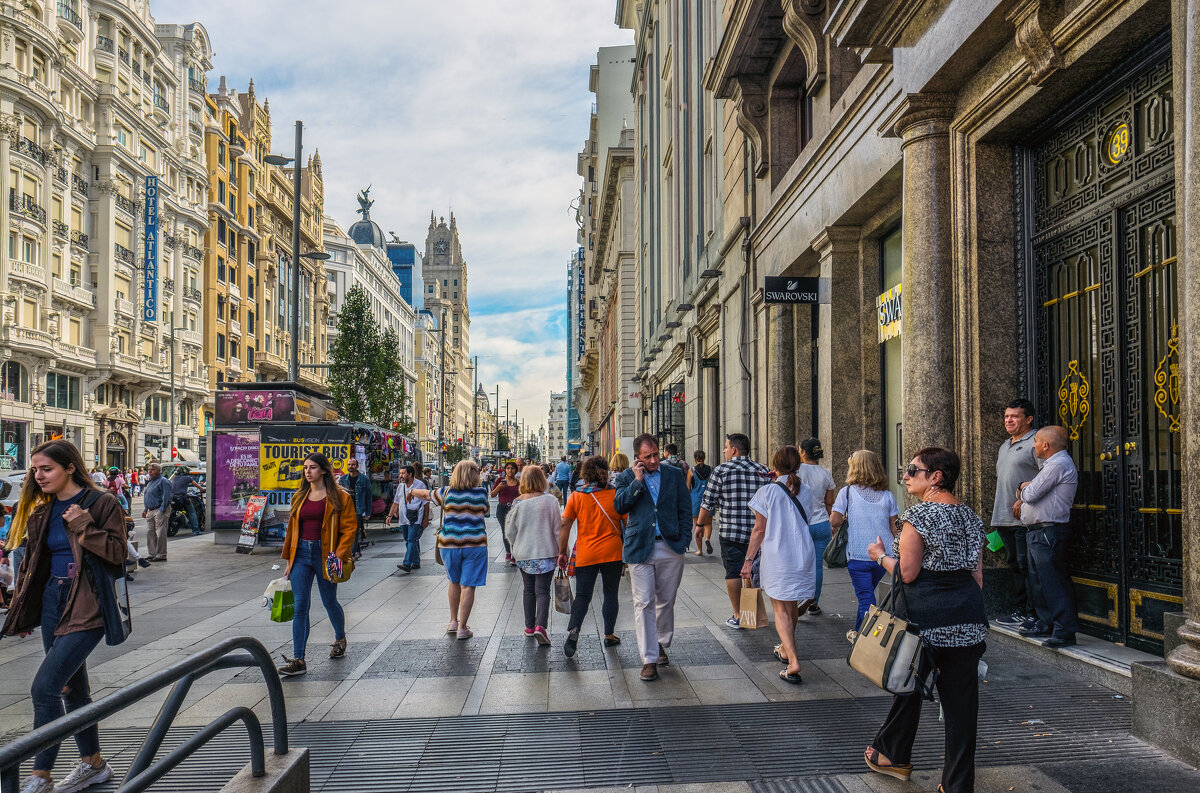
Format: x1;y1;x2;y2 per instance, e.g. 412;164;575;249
829;450;899;637
491;461;521;566
862;447;987;793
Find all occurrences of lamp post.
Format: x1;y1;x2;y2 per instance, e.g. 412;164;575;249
437;308;447;472
168;325;188;461
264;122;330;384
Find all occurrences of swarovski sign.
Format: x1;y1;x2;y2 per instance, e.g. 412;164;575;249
763;276;819;304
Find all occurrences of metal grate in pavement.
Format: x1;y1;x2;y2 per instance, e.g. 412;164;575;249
22;682;1163;793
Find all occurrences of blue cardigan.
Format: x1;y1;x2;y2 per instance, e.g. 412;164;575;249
612;465;692;564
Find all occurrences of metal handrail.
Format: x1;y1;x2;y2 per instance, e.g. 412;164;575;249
0;637;287;793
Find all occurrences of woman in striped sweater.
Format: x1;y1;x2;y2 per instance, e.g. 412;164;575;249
407;460;489;640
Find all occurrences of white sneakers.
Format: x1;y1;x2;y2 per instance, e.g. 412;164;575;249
53;761;114;793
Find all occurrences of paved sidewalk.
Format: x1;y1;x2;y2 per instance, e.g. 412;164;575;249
0;514;1197;792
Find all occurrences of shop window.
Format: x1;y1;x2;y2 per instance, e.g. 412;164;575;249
1;361;29;403
879;226;904;504
0;420;28;470
46;372;81;411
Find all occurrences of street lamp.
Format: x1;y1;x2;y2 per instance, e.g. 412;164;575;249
168;325;189;461
264;121;331;383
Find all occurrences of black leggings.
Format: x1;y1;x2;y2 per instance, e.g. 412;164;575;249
496;502;513;555
568;561;623;634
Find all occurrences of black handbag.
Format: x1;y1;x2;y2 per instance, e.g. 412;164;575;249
78;490;132;646
824;488;850;568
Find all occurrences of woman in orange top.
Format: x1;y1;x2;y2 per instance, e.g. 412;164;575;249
277;452;357;678
558;455;625;657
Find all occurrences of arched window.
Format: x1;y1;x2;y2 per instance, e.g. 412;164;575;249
1;361;29;403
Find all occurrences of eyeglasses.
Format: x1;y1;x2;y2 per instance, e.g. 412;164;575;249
905;465;931;478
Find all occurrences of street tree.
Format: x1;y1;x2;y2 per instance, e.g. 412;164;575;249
444;443;466;465
496;432;510;452
328;285;415;432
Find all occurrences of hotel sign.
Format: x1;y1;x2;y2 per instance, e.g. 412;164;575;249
877;283;902;342
763;276;819;304
142;176;159;322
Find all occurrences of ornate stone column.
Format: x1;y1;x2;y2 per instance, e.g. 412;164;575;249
813;226;862;483
895;94;957;457
766;304;796;453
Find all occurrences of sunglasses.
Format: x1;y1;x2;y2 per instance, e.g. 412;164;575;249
905;465;931;478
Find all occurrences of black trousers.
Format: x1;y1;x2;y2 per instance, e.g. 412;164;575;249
568;561;623;634
496;503;513;555
1028;523;1079;638
996;525;1032;615
872;641;986;793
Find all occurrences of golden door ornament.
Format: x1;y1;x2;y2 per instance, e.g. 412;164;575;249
1153;322;1181;433
1058;360;1091;441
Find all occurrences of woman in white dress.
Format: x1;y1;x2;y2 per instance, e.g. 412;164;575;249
742;445;816;685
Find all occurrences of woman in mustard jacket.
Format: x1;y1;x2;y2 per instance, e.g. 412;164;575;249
277;452;357;677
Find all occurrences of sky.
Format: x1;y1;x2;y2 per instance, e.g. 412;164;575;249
154;0;632;439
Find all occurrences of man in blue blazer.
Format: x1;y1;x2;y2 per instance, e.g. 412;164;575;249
614;433;693;681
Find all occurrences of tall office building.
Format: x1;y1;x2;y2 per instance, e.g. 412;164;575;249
421;213;471;443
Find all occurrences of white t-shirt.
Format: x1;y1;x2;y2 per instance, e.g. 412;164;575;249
796;463;835;524
832;485;899;561
393;478;428;523
747;478;817;602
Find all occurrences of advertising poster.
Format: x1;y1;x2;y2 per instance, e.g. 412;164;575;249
215;391;297;425
258;424;354;490
236;495;267;554
213;433;261;522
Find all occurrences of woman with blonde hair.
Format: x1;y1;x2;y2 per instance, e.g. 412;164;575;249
830;449;899;635
408;460;489;639
504;465;563;645
277;452;357;677
607;452;630;487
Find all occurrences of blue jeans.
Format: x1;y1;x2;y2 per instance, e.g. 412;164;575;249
808;521;832;603
847;559;887;630
33;577;104;771
289;539;346;660
404;524;424;568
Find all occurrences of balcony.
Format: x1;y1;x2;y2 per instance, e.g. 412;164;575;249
131;61;141;78
163;277;175;294
114;243;134;265
111;352;145;374
2;325;55;354
72;173;88;195
184;244;202;261
184;373;208;393
229;134;246;156
153;95;169;121
13;137;49;166
175;328;202;347
229;319;242;337
58;342;95;364
9;261;46;285
113;193;137;216
189;76;206;93
70;230;89;249
228;281;241;301
183;286;202;304
53;219;68;239
53;165;67;184
9;191;47;226
52;277;96;307
118;48;129;65
95;35;113;53
228;357;242;374
188;120;203;139
114;298;135;317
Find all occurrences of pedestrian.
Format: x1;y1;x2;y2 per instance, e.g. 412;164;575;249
830;450;899;636
662;443;689;475
796;438;836;614
139;462;172;562
103;467;127;512
991;399;1040;629
337;458;373;559
129;468;140;497
614;434;691;681
2;439;126;793
694;433;773;627
491;461;521;565
863;446;988;793
554;456;572;502
387;465;428;572
742;445;817;684
607;451;630;487
1013;425;1079;648
276;452;357;678
407;460;490;640
560;455;625;655
504;466;562;646
169;468;200;537
686;450;712;555
89;467;105;487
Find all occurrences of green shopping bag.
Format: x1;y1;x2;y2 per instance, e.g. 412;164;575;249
270;589;295;623
986;530;1006;553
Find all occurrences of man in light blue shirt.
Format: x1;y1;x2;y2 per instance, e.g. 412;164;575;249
1014;425;1079;648
554;457;572;503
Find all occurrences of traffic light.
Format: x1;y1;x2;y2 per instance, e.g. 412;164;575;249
456;437;463;444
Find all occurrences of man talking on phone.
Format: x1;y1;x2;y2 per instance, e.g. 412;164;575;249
614;434;693;682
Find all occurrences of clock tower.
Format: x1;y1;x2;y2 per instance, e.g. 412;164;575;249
423;213;472;446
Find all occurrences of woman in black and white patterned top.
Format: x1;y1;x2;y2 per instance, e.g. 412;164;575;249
862;447;987;793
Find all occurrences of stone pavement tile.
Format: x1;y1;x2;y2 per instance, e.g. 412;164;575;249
393;675;472;717
548;684;616;712
657;785;752;793
813;657;890;698
682;663;750;681
361;636;487;678
624;667;698;703
325;678;413;718
178;682;268;721
690;673;767;705
754;661;854;701
1038;756;1200;793
480;672;549;710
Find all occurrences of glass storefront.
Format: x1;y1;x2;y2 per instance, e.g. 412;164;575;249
879;227;905;506
0;420;29;470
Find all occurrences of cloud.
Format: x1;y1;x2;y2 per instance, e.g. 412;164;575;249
152;0;632;436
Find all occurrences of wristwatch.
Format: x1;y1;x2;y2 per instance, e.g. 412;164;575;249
875;554;886;567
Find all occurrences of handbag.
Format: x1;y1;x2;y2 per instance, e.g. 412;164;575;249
554;569;574;615
434;503;445;566
824;487;850;568
77;490;132;646
738;583;769;629
847;568;937;698
324;507;354;584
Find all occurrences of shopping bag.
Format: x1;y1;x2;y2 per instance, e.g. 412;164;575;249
986;529;1005;553
270;589;295;623
738;583;769;629
554;570;574;615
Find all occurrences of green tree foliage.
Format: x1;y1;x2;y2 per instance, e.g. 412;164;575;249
525;443;539;461
496;431;510;452
328;285;415;432
444;443;466;465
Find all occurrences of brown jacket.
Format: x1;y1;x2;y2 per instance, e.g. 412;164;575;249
280;488;357;581
2;488;128;636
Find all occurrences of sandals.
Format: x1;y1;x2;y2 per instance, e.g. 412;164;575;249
778;669;803;685
773;644;789;665
864;747;912;781
329;638;347;659
603;635;621;647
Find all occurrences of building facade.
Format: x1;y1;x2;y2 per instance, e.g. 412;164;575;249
386;237;422;310
0;3;212;469
565;247;584;452
422;213;471;443
413;308;443;462
547;390;567;460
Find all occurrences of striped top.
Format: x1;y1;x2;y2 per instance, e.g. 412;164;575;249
431;487;489;548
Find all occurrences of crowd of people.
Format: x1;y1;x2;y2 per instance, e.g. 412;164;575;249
0;399;1083;793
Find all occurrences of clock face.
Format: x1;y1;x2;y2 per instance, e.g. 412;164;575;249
434;240;448;255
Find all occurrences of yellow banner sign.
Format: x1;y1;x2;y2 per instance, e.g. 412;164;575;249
259;443;352;490
877;283;902;343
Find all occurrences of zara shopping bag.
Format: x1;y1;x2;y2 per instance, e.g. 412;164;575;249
738;581;769;629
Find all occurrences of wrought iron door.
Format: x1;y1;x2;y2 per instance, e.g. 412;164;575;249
1023;39;1180;653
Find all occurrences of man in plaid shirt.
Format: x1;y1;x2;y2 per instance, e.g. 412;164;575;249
694;433;774;626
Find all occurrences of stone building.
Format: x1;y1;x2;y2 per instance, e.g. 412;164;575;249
547;390;567;461
413;308;443;462
605;0;1200;764
422;213;471;443
0;3;212;468
473;383;496;454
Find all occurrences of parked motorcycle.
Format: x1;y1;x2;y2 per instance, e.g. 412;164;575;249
167;483;206;537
